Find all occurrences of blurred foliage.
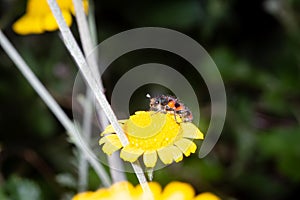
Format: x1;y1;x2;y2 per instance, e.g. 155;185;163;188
4;176;42;200
1;0;300;199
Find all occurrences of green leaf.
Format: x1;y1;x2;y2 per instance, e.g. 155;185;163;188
55;173;77;188
6;176;41;200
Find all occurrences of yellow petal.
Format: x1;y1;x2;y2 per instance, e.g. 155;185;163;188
157;145;183;163
99;134;122;155
120;146;144;162
157;146;174;165
143;150;158;168
12;15;44;35
72;191;95;200
110;181;135;192
70;0;89;15
27;0;50;15
193;192;221;200
101;124;115;135
171;146;183;162
101;122;125;136
181;123;204;139
72;182;136;200
109;181;135;199
91;188;111;199
76;189;110;200
99;134;121;146
12;0;89;35
162;182;195;200
83;0;89;14
174;139;197;157
43;10;72;31
101;142;120;155
135;182;162;200
57;0;73;9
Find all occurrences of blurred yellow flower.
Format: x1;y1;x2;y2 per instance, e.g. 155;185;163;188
12;0;88;35
72;181;221;200
194;192;222;200
99;111;204;168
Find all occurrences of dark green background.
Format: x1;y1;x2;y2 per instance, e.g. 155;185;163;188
1;0;300;199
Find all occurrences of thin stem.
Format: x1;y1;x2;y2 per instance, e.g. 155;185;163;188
72;0;96;190
47;0;128;147
72;0;126;186
87;0;97;46
78;90;93;191
47;0;148;186
72;0;99;78
107;152;127;183
0;29;111;187
132;161;152;195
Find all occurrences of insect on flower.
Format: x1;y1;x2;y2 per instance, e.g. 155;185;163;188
146;94;193;123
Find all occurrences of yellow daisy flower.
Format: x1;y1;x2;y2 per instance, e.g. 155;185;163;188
72;181;221;200
99;111;204;168
12;0;89;35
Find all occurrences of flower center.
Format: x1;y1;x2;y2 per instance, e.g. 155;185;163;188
124;112;181;151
